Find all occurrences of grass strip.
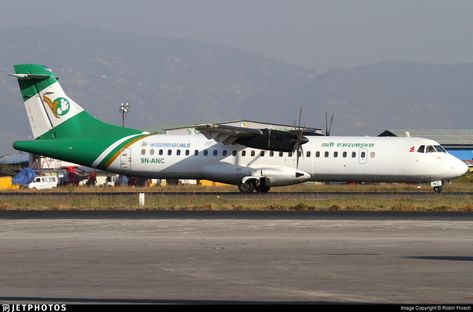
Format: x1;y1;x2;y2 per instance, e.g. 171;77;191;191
1;194;473;211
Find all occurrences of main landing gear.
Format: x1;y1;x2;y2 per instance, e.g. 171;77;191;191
238;178;271;193
238;180;255;193
433;186;443;193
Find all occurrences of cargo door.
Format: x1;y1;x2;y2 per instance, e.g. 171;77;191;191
120;148;132;170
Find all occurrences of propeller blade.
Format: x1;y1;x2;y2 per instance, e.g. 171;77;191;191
327;112;334;136
325;111;328;136
296;144;303;169
267;128;271;148
298;106;303;131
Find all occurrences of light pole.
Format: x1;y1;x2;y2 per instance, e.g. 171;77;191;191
119;102;130;127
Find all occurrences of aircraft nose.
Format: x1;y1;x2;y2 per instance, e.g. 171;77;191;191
452;157;468;177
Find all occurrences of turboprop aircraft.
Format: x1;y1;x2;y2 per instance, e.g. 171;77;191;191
10;64;468;193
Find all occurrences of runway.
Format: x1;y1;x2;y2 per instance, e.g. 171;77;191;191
1;212;472;304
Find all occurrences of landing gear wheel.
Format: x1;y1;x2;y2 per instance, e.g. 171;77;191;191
255;185;271;193
433;186;443;193
238;181;255;193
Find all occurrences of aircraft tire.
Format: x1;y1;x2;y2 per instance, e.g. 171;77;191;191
238;181;255;193
255;185;271;193
433;186;443;193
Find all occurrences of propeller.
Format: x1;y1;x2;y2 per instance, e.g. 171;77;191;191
293;106;309;169
325;111;334;136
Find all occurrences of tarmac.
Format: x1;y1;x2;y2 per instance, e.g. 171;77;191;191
0;211;472;304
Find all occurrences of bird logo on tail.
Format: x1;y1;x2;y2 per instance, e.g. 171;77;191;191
43;95;70;118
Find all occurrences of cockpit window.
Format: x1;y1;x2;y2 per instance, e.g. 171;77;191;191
426;145;436;153
434;145;446;153
417;145;425;153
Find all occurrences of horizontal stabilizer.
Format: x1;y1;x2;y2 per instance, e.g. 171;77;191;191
9;73;51;80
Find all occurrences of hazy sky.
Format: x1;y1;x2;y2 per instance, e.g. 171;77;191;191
1;0;473;71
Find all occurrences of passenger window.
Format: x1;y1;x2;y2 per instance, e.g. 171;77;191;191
417;145;425;153
334;151;338;158
150;149;155;155
168;149;172;156
141;149;146;155
342;151;347;158
306;151;311;157
297;151;302;157
232;150;237;156
352;152;356;158
242;150;246;157
270;151;274;157
159;149;163;155
251;150;255;157
279;152;284;157
260;151;265;157
194;150;199;156
324;151;329;158
204;150;208;156
185;150;190;156
370;151;375;158
361;151;366;158
288;152;293;157
316;151;320;158
222;150;227;156
213;150;218;156
176;150;181;156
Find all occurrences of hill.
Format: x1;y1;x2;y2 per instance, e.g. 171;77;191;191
0;24;472;154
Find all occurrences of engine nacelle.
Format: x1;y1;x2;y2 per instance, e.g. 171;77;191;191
243;166;311;186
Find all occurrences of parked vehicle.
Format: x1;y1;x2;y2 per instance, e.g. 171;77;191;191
27;176;58;190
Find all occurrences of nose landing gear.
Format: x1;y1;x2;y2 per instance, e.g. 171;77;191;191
433;186;443;193
431;180;443;193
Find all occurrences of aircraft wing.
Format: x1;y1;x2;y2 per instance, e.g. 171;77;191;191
195;124;262;145
195;124;306;152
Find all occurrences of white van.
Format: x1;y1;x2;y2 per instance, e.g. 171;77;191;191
28;176;58;190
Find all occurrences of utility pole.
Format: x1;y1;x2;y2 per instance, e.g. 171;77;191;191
119;102;130;127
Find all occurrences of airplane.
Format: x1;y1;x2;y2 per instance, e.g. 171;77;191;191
9;64;468;193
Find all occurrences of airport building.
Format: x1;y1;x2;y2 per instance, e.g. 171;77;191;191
379;129;473;167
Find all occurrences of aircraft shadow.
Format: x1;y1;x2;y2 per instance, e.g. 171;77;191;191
405;256;473;262
0;296;336;304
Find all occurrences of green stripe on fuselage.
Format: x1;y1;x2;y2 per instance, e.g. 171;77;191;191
97;134;149;170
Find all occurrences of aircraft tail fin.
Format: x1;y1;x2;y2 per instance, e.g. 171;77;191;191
12;64;87;139
11;64;145;168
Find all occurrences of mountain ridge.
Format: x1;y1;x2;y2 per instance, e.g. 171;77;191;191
1;24;472;154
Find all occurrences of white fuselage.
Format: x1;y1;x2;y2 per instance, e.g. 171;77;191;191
106;134;468;186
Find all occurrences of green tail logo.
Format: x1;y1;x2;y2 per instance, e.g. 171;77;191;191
43;95;70;118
